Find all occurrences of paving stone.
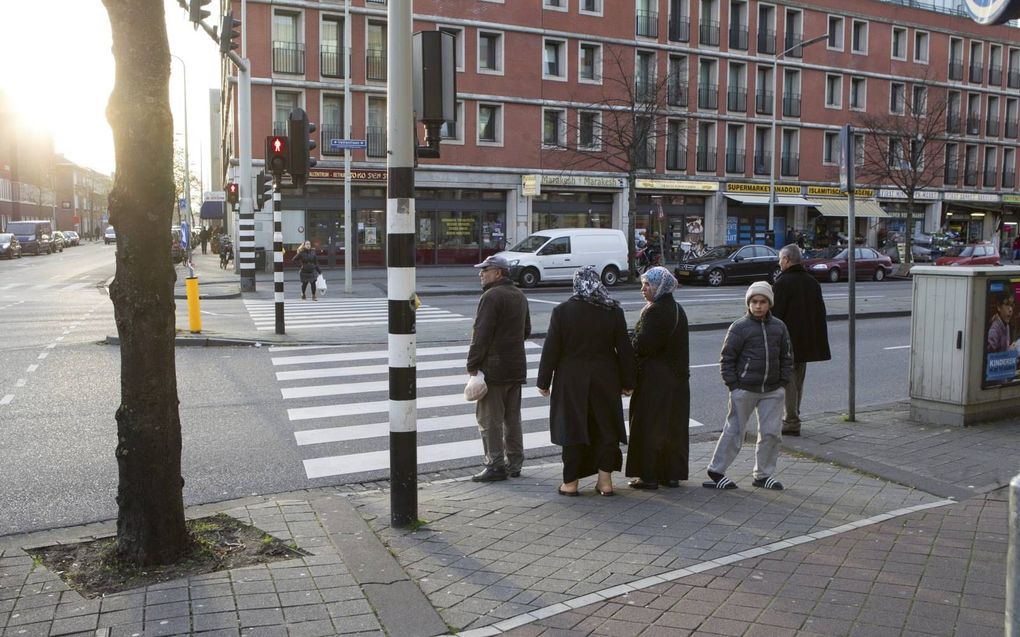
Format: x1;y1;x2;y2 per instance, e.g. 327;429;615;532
191;610;240;632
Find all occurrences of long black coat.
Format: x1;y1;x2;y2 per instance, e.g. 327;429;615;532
537;299;637;447
294;250;320;283
772;264;831;363
625;295;691;481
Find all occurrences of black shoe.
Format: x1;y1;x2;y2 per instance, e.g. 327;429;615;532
509;470;521;478
660;480;680;488
628;479;658;490
782;429;801;437
471;467;507;482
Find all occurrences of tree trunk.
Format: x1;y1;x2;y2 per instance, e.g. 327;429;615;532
103;0;188;565
903;196;914;266
627;172;638;279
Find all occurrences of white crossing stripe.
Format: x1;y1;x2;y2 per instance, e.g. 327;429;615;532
243;298;472;331
276;353;543;381
271;342;540;366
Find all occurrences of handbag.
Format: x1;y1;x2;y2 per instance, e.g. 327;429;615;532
464;371;488;401
315;273;327;294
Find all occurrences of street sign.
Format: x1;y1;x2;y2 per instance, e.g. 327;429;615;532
179;197;187;211
204;190;226;202
330;138;367;150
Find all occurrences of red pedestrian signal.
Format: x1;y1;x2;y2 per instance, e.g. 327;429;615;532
266;135;289;176
226;182;239;206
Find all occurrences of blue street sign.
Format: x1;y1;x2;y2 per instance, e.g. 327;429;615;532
180;221;190;249
179;197;187;211
330;138;368;150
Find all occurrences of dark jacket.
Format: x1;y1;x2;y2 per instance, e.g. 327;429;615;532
467;277;532;384
720;312;793;392
294;249;320;283
772;264;831;363
537;299;636;446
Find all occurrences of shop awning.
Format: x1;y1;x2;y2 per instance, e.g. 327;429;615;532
813;198;889;218
725;194;819;207
200;201;225;220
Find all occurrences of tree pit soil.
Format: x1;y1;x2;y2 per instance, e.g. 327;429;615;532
28;513;308;599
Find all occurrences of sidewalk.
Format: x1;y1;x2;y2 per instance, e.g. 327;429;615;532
1;401;1015;636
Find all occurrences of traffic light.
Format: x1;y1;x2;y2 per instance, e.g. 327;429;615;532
188;0;210;25
226;182;239;206
219;11;241;54
255;172;272;209
265;135;289;177
287;108;317;187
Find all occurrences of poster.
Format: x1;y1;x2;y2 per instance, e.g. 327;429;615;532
982;278;1020;388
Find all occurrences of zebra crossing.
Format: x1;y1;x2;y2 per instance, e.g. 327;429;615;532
243;298;471;331
270;342;704;481
0;277;105;293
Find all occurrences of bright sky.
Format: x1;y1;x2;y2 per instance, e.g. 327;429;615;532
0;1;221;184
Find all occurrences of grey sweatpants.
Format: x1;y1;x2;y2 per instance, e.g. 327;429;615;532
475;383;524;472
707;387;785;481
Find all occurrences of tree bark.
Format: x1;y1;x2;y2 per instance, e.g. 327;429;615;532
627;171;637;278
103;0;188;565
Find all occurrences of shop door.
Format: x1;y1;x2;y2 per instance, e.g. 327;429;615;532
307;211;346;269
357;209;385;267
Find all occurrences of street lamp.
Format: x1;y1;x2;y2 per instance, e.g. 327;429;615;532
170;54;192;230
768;32;829;243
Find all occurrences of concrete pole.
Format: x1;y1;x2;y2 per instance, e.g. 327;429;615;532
1007;473;1020;636
387;0;418;528
237;0;256;291
344;0;353;294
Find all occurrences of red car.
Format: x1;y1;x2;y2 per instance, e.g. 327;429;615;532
803;246;894;283
934;243;1000;266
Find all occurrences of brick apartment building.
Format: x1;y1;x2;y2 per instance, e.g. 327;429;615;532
219;0;1020;268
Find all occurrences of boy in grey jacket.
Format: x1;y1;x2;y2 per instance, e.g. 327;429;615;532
704;281;793;490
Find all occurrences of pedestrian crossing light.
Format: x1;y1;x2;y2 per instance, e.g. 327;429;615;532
266;135;289;178
188;0;210;25
256;171;273;209
219;10;241;54
226;182;239;206
287;108;317;187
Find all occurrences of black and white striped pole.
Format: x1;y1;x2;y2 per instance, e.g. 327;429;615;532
238;194;256;290
272;177;284;335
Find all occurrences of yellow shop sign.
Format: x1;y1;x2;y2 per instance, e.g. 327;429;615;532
726;182;800;195
807;186;875;198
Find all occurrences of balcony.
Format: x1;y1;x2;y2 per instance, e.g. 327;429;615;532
320;128;343;156
783;93;801;117
725;150;745;173
987;118;1000;137
753;151;771;175
668;81;688;107
272;41;304;75
727;87;747;112
781;153;799;177
272;120;288;136
729;25;748;50
967;115;981;135
700;20;720;46
949;59;964;81
1004;171;1016;188
1007;119;1018;139
944;165;958;185
367;126;387;157
964;168;978;186
698;85;719;109
969;64;984;83
669;15;690;42
946;114;961;134
1010;70;1020;89
636;10;658;37
320;45;344;78
696;147;717;172
984;169;998;188
757;29;776;54
366;49;387;81
989;65;1002;85
755;90;773;115
666;143;687;170
784;32;803;58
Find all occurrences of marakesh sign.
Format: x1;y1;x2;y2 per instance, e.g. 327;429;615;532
963;0;1020;24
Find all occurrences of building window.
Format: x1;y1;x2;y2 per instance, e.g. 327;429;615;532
542;108;566;147
666;119;687;170
851;20;868;54
578;111;601;150
637;0;659;38
780;129;799;176
825;74;842;109
367;96;387;157
543;39;566;80
891;27;907;60
823;131;840;165
580;0;603;16
984;147;998;187
635;116;655;169
914;31;929;63
579;42;602;83
725;124;745;173
912;86;927;115
854;133;865;166
970;41;984;84
272;11;304;75
438;26;464;72
636;50;656;101
827;15;843;51
478;31;503;74
320;17;344;79
949;37;964;81
440;101;464;143
367;21;387;81
890;82;905;114
274;91;300;135
477;103;502;145
543;0;567;10
320;95;344;155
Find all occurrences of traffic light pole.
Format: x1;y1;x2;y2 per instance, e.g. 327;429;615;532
272;176;285;335
237;60;256;292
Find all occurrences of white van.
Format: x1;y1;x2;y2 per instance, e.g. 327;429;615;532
496;228;629;288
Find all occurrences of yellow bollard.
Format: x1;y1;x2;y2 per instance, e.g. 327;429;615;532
185;276;202;333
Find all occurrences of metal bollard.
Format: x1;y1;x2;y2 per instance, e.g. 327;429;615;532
1008;473;1020;636
185;276;202;334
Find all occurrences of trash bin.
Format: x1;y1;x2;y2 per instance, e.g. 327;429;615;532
254;247;267;272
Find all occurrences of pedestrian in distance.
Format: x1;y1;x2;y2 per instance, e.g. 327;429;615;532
537;266;636;496
200;226;210;255
704;281;793;491
772;244;831;437
625;266;691;490
294;241;321;301
467;255;532;482
1013;236;1020;262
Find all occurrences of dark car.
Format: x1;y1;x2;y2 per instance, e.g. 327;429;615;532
50;231;66;252
0;233;21;259
934;243;1000;266
64;231;80;246
803;246;893;282
5;220;52;255
673;244;781;287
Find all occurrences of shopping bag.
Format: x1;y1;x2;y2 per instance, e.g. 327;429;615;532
315;273;327;294
464;371;488;402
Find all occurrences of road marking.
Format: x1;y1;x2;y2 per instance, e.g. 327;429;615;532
281;368;541;400
288;387;545;421
256;317;472;331
277;353;543;381
0;395;13;405
526;298;560;305
26;365;38;373
46;343;56;349
200;310;220;316
37;352;48;360
884;345;911;350
56;336;64;341
692;362;720;369
15;379;26;387
272;342;541;366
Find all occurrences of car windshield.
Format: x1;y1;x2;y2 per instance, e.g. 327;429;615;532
701;245;740;259
811;247;847;259
508;235;551;252
945;245;975;257
5;222;38;235
0;234;12;242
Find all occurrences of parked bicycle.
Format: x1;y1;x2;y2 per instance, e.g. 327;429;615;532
219;237;234;269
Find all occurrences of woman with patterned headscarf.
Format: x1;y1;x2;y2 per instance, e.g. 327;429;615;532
537;266;637;496
625;266;691;489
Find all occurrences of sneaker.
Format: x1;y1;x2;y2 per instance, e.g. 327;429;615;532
471;467;507;482
752;476;784;490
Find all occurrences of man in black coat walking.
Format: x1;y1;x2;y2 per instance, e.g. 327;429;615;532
772;244;831;436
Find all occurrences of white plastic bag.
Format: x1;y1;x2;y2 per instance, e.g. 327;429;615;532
464;371;488;402
315;273;327;294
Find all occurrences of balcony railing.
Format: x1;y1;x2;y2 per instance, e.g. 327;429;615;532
725;150;745;173
700;20;720;46
666;143;687;170
754;151;771;175
272;120;288;136
320;127;343;155
1009;70;1020;89
636;10;658;37
946;114;961;134
366;49;387;80
669;15;690;42
987;118;1000;137
784;32;803;58
1004;171;1016;188
367;126;387;157
949;59;964;81
727;87;747;112
635;80;655;102
781;152;799;176
320;45;344;78
698;85;719;109
984;169;998;187
989;65;1002;85
970;64;984;83
755;90;773;115
783;93;801;117
757;29;776;54
1007;119;1019;139
944;165;958;185
668;81;688;107
964;168;978;186
696;147;717;172
729;25;748;50
273;41;304;74
967;115;981;135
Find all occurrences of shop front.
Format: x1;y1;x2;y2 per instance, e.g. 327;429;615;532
523;174;624;233
1001;195;1020;260
723;182;809;246
806;186;886;249
634;179;717;258
942;192;1003;245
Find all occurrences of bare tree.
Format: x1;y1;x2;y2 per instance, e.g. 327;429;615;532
172;145;202;224
543;45;685;278
854;74;955;267
103;0;188;564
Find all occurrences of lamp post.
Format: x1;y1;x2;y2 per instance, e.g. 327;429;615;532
170;54;192;230
768;32;828;243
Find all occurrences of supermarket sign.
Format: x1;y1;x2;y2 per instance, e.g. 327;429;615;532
963;0;1020;24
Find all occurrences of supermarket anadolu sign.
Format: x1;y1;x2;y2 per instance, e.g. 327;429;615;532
963;0;1020;24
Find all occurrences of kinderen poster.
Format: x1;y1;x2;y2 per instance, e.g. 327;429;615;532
982;278;1020;388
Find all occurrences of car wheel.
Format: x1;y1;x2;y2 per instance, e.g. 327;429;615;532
519;267;540;288
827;268;840;283
873;268;886;282
601;265;620;287
707;268;725;287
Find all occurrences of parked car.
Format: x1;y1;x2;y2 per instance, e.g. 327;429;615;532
803;246;894;282
495;228;629;288
5;220;52;255
934;243;1001;266
104;226;117;244
673;244;781;287
64;231;80;246
0;233;22;259
50;231;66;252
